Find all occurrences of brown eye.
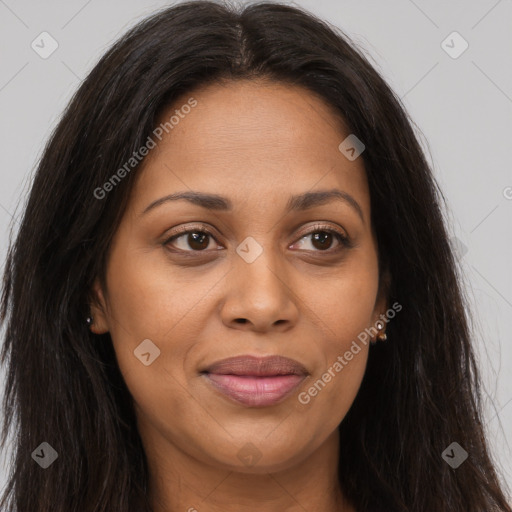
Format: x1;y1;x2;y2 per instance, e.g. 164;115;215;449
310;231;335;251
185;232;211;251
165;230;217;252
292;227;349;253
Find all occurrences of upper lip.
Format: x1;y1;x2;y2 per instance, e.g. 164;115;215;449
201;355;309;377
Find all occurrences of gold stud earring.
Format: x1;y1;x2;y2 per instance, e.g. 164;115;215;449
375;320;387;342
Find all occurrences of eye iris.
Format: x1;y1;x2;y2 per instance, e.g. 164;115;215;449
311;231;333;250
188;232;209;250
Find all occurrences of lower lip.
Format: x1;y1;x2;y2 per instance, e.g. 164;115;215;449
203;373;305;407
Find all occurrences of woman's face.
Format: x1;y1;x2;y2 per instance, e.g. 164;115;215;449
91;79;387;474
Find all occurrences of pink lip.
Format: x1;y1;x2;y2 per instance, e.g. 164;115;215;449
201;355;308;407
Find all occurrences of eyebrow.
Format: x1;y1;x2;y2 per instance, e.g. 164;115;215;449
141;188;364;223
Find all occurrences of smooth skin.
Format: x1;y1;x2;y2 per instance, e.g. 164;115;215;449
90;79;389;512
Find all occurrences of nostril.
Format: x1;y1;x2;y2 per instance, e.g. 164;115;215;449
234;318;248;324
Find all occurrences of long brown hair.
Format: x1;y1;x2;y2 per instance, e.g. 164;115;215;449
1;1;510;510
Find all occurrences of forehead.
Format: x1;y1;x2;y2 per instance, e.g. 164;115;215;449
132;80;370;216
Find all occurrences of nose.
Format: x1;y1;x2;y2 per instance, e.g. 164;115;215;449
220;250;300;333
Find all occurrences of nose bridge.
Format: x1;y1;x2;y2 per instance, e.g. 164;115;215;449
235;234;287;300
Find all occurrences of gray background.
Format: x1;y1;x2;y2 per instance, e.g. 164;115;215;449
0;0;511;499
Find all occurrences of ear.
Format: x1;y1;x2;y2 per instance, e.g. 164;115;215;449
88;277;110;334
372;267;391;326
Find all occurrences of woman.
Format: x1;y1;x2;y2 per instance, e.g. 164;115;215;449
1;1;510;511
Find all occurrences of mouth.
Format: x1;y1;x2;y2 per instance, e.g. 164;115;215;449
200;355;309;407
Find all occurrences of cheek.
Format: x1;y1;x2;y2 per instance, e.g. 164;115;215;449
104;242;202;340
102;247;206;400
297;318;370;434
294;259;377;421
302;254;379;341
103;251;200;439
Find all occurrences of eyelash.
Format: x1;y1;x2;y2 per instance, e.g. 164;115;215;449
163;223;351;254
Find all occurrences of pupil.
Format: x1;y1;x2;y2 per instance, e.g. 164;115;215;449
312;232;332;250
189;232;209;250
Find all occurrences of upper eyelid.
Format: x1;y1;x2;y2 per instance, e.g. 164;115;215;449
294;223;347;239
